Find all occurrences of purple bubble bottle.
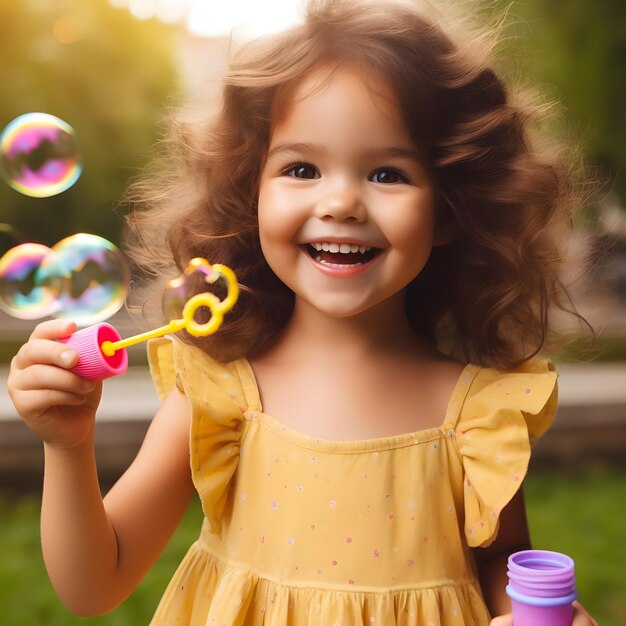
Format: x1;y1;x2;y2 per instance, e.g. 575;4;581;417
506;550;578;626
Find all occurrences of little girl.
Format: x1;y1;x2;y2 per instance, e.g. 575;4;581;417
8;1;599;624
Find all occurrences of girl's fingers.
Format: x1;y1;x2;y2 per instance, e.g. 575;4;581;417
492;605;597;626
14;337;79;369
16;389;87;420
29;319;76;341
17;363;95;394
572;602;599;626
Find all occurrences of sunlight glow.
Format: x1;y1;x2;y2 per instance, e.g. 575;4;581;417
110;0;305;39
128;0;157;21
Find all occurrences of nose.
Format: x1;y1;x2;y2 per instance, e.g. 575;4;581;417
313;178;366;222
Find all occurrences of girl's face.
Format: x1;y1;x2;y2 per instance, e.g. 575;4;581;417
258;65;439;319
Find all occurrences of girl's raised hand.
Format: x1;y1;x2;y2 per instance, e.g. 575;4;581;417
7;319;103;451
490;601;599;626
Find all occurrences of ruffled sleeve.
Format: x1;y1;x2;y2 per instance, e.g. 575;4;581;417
147;337;250;533
448;359;558;548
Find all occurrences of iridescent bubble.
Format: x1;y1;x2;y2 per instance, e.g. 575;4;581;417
0;243;61;319
162;259;225;322
36;233;129;326
0;112;82;197
162;273;188;321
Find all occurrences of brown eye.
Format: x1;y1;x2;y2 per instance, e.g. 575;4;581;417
371;167;408;184
285;163;320;179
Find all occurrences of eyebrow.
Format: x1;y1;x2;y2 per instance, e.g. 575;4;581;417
266;142;422;163
266;142;326;161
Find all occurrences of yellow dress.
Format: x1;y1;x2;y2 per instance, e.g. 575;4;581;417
147;337;558;626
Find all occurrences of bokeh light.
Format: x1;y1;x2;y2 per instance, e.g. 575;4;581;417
0;112;82;198
52;16;87;45
110;0;304;39
36;234;129;327
0;243;61;320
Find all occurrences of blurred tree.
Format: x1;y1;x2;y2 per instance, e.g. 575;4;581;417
487;0;626;207
0;0;180;252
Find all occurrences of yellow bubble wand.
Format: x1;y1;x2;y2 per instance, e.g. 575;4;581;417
60;258;239;380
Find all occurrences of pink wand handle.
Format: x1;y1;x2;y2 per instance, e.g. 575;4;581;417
58;323;128;381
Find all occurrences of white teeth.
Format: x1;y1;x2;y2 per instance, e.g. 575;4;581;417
309;242;373;253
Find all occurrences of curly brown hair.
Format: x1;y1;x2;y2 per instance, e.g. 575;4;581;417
124;0;590;368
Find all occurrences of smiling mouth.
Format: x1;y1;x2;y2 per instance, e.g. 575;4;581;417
301;243;381;266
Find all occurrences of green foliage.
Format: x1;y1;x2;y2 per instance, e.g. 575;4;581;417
544;335;626;363
486;0;626;204
0;0;180;251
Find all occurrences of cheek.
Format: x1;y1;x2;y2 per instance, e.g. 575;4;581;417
258;225;284;285
257;184;282;245
386;203;435;251
257;186;295;273
258;184;302;243
257;180;272;228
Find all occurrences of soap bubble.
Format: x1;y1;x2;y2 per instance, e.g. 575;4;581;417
0;234;129;325
36;233;129;326
0;242;61;319
162;259;225;321
162;274;188;321
0;112;82;197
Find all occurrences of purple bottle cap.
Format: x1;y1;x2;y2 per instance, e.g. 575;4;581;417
58;322;128;381
507;549;578;604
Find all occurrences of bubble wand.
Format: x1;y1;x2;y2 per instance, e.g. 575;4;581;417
59;259;238;381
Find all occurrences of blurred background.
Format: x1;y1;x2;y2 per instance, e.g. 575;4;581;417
0;0;624;624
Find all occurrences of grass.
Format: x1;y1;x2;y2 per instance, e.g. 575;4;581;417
1;466;625;625
0;496;204;625
524;464;626;626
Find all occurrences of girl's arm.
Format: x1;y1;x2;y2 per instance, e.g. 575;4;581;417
40;387;194;616
473;488;531;617
8;320;194;616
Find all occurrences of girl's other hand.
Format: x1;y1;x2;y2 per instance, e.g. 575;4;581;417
490;601;599;626
7;319;103;451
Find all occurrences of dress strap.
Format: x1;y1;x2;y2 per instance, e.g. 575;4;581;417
444;364;482;428
233;358;263;413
